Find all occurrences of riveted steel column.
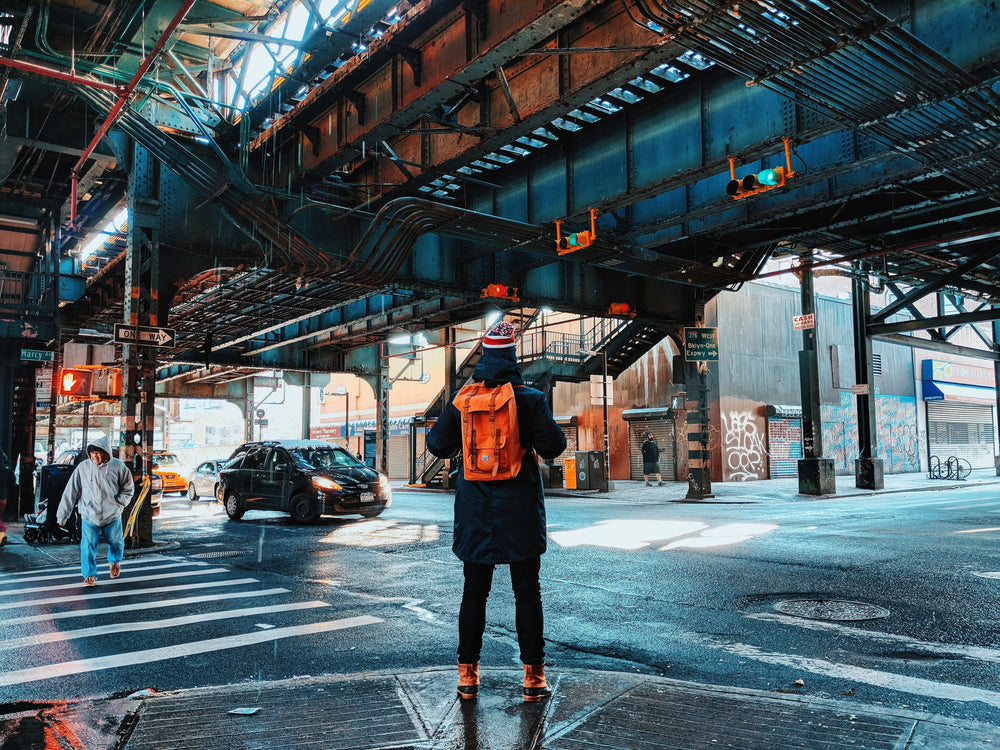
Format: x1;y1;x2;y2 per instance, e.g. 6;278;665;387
798;261;836;495
379;347;390;477
121;142;160;547
853;268;883;489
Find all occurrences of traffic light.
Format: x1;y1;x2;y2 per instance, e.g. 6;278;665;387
556;208;598;255
725;137;795;200
481;283;519;301
59;368;93;398
607;302;637;318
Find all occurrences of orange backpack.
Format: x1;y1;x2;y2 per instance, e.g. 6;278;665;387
454;382;526;481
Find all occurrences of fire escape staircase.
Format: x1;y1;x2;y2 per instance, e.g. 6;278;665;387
411;315;667;488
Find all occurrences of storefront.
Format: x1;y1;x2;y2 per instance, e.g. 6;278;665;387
621;407;676;481
921;360;997;469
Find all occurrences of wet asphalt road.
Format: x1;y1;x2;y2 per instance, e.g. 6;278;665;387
2;483;999;729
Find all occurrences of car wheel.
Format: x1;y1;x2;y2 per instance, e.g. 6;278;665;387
187;483;198;501
289;493;320;524
23;527;38;544
361;507;385;519
214;483;223;503
224;492;245;521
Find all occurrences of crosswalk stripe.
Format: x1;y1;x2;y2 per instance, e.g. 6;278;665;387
0;616;383;687
0;567;231;597
0;578;261;611
718;642;1000;709
0;560;211;585
0;556;191;580
0;601;331;650
0;588;291;626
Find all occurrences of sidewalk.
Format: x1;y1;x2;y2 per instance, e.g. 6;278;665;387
3;471;1000;749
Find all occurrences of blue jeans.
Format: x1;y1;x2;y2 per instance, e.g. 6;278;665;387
80;516;124;578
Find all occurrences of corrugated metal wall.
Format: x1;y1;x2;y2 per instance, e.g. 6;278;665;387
926;402;995;469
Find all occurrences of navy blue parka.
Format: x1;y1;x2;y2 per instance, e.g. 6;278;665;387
426;345;567;564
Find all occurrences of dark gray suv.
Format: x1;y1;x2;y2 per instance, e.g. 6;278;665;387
218;440;391;523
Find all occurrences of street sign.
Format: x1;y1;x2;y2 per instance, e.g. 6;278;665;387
256;408;266;418
20;349;53;362
589;375;614;405
851;383;870;395
793;313;815;330
684;327;719;361
114;323;176;347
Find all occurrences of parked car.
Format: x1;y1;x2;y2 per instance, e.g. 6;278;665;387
218;440;391;523
187;458;228;502
151;450;187;494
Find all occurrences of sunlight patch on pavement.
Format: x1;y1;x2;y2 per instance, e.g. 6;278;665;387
548;520;708;550
955;526;1000;534
320;519;440;547
660;523;779;550
549;520;778;551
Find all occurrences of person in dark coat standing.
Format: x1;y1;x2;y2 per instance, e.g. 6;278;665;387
426;320;567;702
641;432;664;486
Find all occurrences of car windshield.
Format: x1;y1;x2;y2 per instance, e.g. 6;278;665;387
154;454;181;466
289;447;363;470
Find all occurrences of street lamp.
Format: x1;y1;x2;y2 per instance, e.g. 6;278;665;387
333;386;350;453
579;349;610;491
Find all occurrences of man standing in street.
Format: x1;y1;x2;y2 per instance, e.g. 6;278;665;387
641;431;665;486
58;435;134;587
427;320;567;703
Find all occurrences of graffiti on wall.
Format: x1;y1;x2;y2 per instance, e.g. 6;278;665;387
821;393;919;474
722;410;768;480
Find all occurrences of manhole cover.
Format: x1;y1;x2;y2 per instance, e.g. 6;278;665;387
189;549;254;559
775;599;890;621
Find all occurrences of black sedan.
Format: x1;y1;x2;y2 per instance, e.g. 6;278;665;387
218;440;392;523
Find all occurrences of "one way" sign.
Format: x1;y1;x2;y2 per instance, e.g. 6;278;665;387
114;323;176;348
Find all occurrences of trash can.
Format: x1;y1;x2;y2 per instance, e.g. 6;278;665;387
575;450;607;492
547;463;564;489
563;457;576;489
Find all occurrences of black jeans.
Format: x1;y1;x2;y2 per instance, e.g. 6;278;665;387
457;556;544;666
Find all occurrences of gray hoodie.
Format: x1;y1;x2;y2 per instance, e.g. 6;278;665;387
58;435;135;526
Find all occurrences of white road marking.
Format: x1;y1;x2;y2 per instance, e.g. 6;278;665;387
0;567;231;597
0;556;190;579
0;578;261;611
0;616;383;687
0;601;331;649
1;588;291;626
745;612;1000;663
0;560;211;585
718;642;1000;708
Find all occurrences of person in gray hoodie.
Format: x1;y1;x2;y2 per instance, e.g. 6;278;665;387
58;435;134;587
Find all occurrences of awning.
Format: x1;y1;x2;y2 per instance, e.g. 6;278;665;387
922;381;996;404
621;407;672;421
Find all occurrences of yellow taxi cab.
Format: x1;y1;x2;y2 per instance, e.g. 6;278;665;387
152;451;187;494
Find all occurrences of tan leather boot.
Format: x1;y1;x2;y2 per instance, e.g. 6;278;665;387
457;662;479;699
522;664;551;702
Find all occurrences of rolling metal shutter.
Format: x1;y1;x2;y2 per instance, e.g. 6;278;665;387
626;420;675;481
767;417;803;478
926;402;995;469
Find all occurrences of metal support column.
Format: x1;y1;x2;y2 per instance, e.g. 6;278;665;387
798;263;836;495
684;311;714;499
853;269;883;489
994;314;1000;476
120;142;160;547
379;347;390;477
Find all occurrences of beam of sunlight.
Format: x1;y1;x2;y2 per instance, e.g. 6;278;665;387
319;520;440;547
955;527;1000;534
548;520;708;550
660;523;779;550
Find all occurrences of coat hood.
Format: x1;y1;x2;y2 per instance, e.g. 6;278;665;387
472;345;524;385
86;434;113;458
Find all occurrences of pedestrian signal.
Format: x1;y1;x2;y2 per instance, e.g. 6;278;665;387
59;368;93;397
